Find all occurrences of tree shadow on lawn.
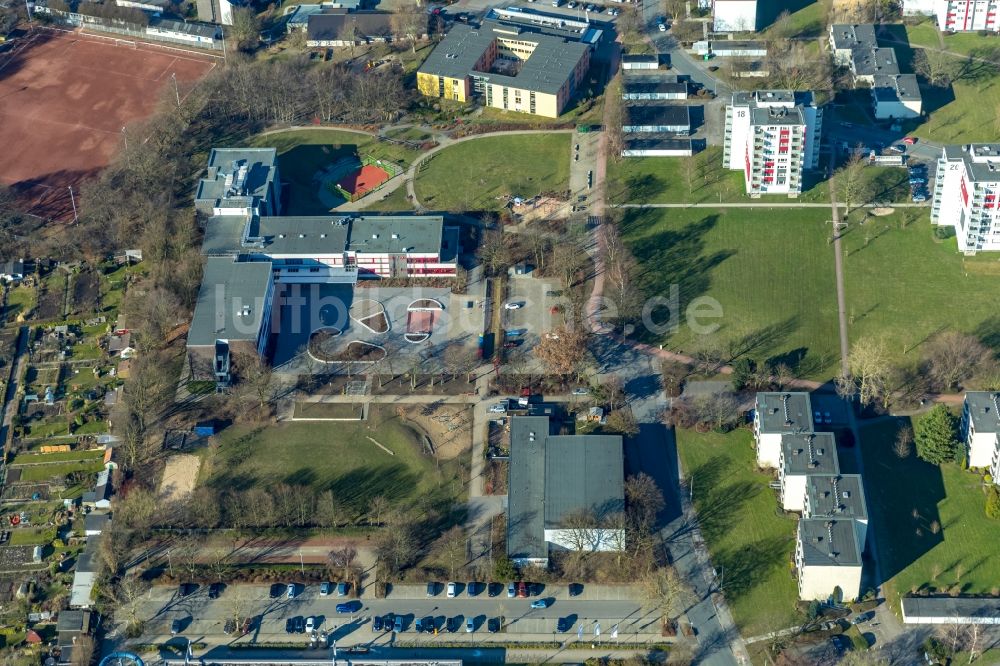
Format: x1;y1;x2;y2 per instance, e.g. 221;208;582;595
974;315;1000;355
860;418;945;586
713;535;795;603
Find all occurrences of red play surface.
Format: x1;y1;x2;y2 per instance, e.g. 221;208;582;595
337;163;391;198
0;28;216;220
406;310;434;335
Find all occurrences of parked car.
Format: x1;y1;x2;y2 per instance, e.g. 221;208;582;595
373;615;384;632
337;581;349;597
178;583;196;597
557;617;571;632
489;403;507;414
467;581;479;596
504;302;523;310
568;583;584;597
287;583;297;599
394;615;404;632
466;617;475;633
888;144;906;153
306;616;316;633
516;581;529;598
488;582;502;597
336;602;357;613
658;22;666;31
294;616;305;633
320;582;332;597
531;598;549;609
285;618;297;634
208;583;224;599
571;388;589;395
447;581;458;598
415;616;426;632
902;136;917;145
269;583;285;598
447;616;461;632
171;618;182;635
507;582;516;598
488;617;501;633
427;582;438;596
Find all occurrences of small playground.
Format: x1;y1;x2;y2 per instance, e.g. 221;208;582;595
250;129;417;214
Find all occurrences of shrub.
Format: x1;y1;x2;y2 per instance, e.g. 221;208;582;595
914;405;960;464
986;485;1000;520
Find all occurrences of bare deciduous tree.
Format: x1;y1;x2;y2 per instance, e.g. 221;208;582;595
848;336;892;409
924;330;991;391
894;425;914;459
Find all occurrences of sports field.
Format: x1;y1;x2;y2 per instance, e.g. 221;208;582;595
0;28;216;219
338;163;392;200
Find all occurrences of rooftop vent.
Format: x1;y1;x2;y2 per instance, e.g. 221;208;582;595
372;234;379;239
278;234;286;239
299;234;305;238
320;233;327;238
391;233;399;239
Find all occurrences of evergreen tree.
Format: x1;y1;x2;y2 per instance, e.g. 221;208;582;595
914;406;960;465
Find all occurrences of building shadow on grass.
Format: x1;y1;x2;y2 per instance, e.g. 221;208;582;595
624;423;682;529
859;417;945;586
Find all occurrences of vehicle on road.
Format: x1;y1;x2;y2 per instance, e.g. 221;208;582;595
306;616;316;633
466;617;475;632
567;1;577;6
320;582;332;596
507;582;516;598
208;583;223;599
530;598;549;609
488;617;501;633
373;615;384;632
889;144;905;153
557;617;571;632
178;583;196;597
504;302;523;310
171;618;182;635
447;581;457;597
337;581;349;597
902;136;917;145
516;581;529;598
287;583;297;599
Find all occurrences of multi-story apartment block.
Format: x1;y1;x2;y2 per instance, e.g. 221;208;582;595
795;518;864;601
931;144;1000;254
961;392;1000;481
778;433;839;512
903;0;1000;32
804;474;868;551
753;392;814;468
828;24;923;119
723;90;823;198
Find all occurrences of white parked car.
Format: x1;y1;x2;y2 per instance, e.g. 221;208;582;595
305;616;316;633
489;403;507;414
447;582;457;598
572;388;589;395
658;22;666;31
504;302;523;310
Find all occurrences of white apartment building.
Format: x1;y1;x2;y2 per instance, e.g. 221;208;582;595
796;518;864;601
924;0;1000;31
753;392;814;468
871;74;923;119
778;433;839;512
723;90;823;198
713;0;759;32
931;144;1000;254
961;392;1000;480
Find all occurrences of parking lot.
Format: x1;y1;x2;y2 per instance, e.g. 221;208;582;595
130;582;658;646
502;274;567;369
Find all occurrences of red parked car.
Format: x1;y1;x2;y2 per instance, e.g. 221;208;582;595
516;582;528;598
902;136;917;145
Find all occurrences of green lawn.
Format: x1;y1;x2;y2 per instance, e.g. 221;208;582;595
292;402;362;419
621;207;840;379
858;419;1000;609
608;148;910;205
414;134;571;211
9;527;56;546
4;284;36;323
905;19;999;57
675;428;801;636
14;460;105;482
12;449;105;465
841;213;1000;360
361;185;415;212
249;129;422;215
200;414;466;521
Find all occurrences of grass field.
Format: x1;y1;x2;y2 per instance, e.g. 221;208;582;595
858;419;1000;609
361;185;415;212
292;402;362;419
841;212;1000;360
621;207;840;379
200;413;466;520
414;134;571;211
675;428;801;636
904;19;999;57
11;450;105;465
14;460;105;482
250;129;421;215
608;148;911;205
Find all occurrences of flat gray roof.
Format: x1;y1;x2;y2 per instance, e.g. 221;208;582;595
751;104;806;126
624;137;694;151
964;391;1000;433
798;518;862;567
872;73;921;102
852;47;900;77
420;21;590;95
902;596;1000;623
507;416;623;561
622;54;658;63
829;23;877;50
196;148;278;206
152;18;220;38
201;215;448;257
756;392;814;434
188;257;273;347
805;474;867;520
781;432;839;475
623;79;687;96
943;144;1000;183
625;104;691;127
